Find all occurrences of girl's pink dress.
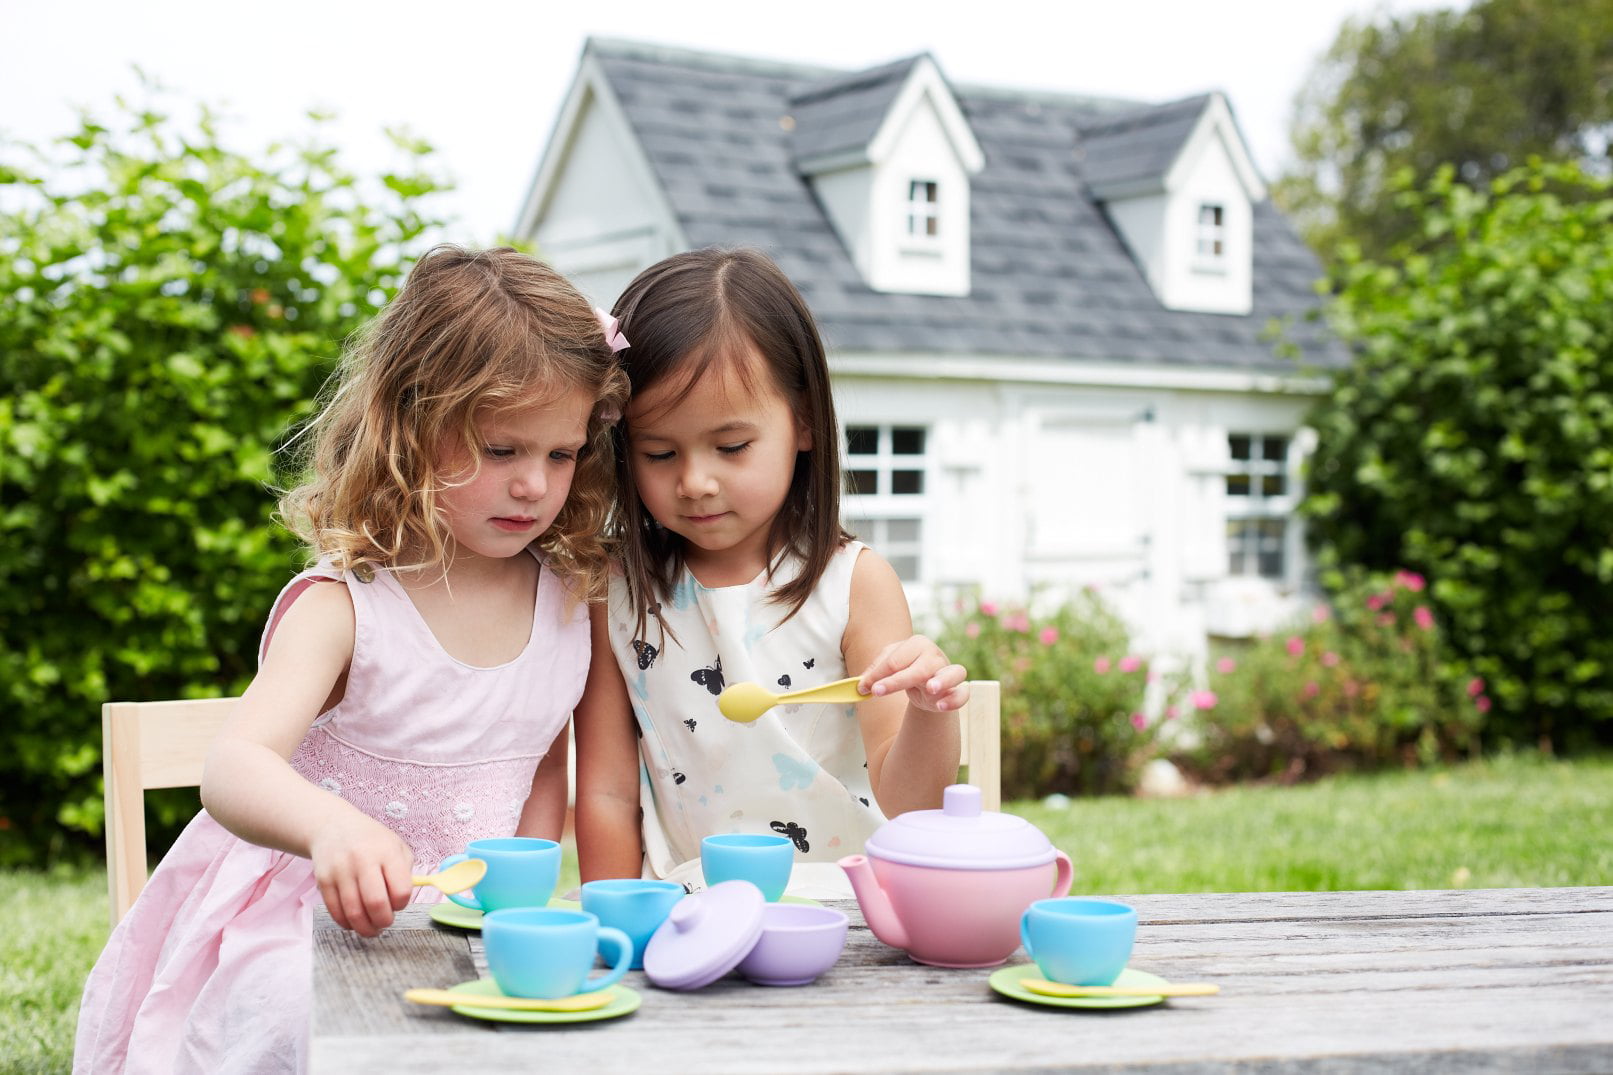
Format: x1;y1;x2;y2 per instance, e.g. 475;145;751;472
74;555;586;1074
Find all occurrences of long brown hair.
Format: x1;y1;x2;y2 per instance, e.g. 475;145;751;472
279;245;628;600
610;247;849;634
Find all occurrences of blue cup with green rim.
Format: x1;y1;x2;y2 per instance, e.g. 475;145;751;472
701;833;794;902
1020;897;1138;986
482;907;632;999
580;878;686;969
439;837;560;913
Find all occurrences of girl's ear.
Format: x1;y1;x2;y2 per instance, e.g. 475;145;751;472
794;418;812;452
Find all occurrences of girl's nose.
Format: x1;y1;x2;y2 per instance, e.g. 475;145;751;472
510;461;548;501
677;459;718;499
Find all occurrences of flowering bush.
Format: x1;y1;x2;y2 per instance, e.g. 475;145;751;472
936;590;1169;798
1176;569;1484;784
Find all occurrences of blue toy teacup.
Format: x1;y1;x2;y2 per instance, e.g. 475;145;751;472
482;907;632;999
580;878;686;969
701;833;794;902
1020;897;1138;986
439;837;560;914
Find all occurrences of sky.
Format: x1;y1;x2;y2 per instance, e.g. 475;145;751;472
1;0;1451;243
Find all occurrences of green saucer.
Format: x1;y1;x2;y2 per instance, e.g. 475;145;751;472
988;965;1170;1010
427;896;581;931
442;978;640;1024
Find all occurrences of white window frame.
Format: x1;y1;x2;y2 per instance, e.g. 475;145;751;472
843;424;930;583
1196;203;1226;261
1225;432;1294;582
906;180;940;239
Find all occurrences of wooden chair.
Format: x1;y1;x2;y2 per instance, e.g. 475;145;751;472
101;697;237;926
957;680;1002;811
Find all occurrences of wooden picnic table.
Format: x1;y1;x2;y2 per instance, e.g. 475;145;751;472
312;886;1613;1072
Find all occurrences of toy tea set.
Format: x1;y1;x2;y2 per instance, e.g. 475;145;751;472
406;783;1216;1023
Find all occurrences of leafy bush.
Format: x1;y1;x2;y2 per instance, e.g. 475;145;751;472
1303;161;1613;750
0;91;448;865
936;591;1168;798
1177;569;1483;784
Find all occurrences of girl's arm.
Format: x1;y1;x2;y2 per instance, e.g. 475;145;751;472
516;733;569;841
200;582;415;937
842;548;968;817
573;604;645;881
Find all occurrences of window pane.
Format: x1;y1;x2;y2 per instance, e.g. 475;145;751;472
1262;474;1286;498
1226;474;1250;496
925;216;938;237
1229;434;1251;460
1261;436;1288;462
888;554;920;582
1227;519;1251;575
891;427;925;454
846;469;878;495
891;470;924;495
886;518;921;542
846;427;878;455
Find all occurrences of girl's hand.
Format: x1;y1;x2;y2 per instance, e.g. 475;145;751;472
857;634;970;713
308;810;416;937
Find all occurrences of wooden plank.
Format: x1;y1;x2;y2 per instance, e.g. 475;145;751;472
312;910;481;1038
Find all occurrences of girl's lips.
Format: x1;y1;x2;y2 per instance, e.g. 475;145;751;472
492;517;537;532
686;512;727;524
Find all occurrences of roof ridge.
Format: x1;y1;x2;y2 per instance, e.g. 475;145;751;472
788;53;927;107
586;36;841;81
1079;92;1216;136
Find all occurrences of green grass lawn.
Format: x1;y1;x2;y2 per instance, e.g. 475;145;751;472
6;752;1609;1071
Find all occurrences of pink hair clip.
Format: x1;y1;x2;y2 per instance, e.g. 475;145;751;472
594;307;629;353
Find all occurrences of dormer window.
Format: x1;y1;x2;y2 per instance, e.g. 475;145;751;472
1196;203;1225;260
907;180;940;238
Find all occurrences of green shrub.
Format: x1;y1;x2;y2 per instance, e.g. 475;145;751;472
936;591;1168;798
1178;568;1483;783
0;90;448;864
1303;161;1613;750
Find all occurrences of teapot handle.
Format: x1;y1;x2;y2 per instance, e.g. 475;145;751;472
1049;850;1073;898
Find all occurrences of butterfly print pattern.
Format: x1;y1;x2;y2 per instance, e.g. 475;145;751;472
690;657;724;696
631;640;658;670
777;674;791;689
771;820;810;853
772;753;818;790
803;658;815;669
682;718;697;732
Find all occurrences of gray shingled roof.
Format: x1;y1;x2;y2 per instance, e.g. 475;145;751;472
789;54;923;167
1078;94;1211;197
587;39;1345;373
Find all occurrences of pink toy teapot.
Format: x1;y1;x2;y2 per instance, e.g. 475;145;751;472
838;784;1073;968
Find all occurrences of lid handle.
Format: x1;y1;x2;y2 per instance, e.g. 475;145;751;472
669;898;702;932
942;783;981;818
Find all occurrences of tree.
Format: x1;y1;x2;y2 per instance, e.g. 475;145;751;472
1301;161;1613;750
0;88;449;864
1276;0;1613;262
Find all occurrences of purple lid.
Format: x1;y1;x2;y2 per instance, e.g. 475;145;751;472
642;881;765;990
862;784;1057;870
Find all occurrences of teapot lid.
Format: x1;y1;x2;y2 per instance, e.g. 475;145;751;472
642;880;765;990
863;784;1056;870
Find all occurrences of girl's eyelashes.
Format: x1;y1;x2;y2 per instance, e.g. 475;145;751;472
483;445;516;459
717;442;751;455
643;450;675;463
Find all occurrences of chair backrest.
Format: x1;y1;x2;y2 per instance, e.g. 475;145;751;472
956;680;1002;811
102;698;238;926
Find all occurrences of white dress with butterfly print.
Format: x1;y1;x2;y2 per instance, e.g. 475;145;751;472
605;540;884;898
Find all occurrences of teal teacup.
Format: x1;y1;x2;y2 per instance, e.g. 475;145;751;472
1020;897;1138;986
482;907;632;999
701;833;794;902
580;879;686;969
440;837;560;913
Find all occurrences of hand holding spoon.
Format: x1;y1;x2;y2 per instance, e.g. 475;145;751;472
404;987;612;1012
717;676;866;723
411;858;487;895
1022;977;1220;998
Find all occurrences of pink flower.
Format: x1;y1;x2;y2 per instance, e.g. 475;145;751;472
1377;613;1396;628
1414;606;1434;631
1312;605;1332;623
1475;695;1492;714
1321;651;1341;667
1002;613;1030;632
1302;681;1320;700
1191;690;1218;711
1039;626;1059;646
1130;712;1147;730
1286;636;1305;658
980;600;999;617
1366;594;1386;611
965;622;981;639
1467;677;1485;698
1119;655;1141;673
1343;679;1360;698
1395;570;1426;592
1165;705;1179;720
1216;657;1237;675
1093;657;1111;675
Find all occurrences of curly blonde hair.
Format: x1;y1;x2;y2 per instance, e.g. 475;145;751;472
279;245;628;601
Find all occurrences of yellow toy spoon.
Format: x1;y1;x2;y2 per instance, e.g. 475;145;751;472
411;858;487;896
1022;978;1220;998
404;987;612;1013
717;676;866;723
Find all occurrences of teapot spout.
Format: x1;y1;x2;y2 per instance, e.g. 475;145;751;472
838;854;909;951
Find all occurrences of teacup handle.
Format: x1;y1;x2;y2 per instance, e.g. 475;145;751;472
439;853;484;911
1049;850;1074;898
578;925;633;994
1020;913;1036;961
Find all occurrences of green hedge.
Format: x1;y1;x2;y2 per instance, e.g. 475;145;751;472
0;94;448;865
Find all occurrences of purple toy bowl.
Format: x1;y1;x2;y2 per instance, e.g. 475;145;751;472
735;903;849;986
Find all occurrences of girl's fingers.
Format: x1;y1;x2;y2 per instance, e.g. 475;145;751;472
360;867;396;933
319;878;351;932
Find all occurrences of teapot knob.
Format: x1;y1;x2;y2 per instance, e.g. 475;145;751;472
942;784;981;818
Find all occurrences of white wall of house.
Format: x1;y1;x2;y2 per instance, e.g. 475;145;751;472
1161;126;1255;315
870;93;972;296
